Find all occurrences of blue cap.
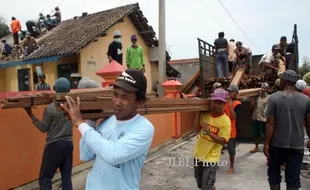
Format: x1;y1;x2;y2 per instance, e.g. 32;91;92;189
55;77;70;93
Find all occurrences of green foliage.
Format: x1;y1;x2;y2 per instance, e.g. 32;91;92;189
299;57;310;78
0;16;10;39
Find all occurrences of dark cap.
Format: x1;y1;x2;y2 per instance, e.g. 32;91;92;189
39;73;46;78
236;41;242;47
55;77;70;93
272;44;280;50
227;84;239;92
281;70;299;83
114;69;147;93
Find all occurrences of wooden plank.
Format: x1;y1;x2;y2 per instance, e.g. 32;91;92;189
231;67;245;86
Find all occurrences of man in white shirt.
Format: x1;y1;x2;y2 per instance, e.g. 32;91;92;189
259;44;285;76
228;39;236;74
233;41;252;76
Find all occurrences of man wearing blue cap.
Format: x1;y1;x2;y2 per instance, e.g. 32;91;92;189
264;70;310;190
126;35;145;72
24;77;73;190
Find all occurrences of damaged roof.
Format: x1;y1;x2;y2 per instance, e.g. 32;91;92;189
0;3;180;77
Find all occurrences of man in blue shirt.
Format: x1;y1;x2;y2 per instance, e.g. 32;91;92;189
61;69;155;190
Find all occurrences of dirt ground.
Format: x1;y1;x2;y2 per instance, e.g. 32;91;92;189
139;136;310;190
72;135;310;190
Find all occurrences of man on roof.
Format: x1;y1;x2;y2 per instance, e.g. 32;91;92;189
233;41;252;76
126;35;145;72
52;7;62;23
107;30;123;65
22;32;38;56
1;39;12;56
10;17;21;45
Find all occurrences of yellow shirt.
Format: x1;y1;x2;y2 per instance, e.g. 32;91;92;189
194;112;231;163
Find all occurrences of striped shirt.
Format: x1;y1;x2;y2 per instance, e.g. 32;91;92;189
35;82;50;91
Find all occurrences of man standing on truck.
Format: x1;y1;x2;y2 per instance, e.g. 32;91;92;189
233;41;252;76
214;32;229;78
228;39;236;74
24;77;73;190
249;83;270;153
194;88;231;189
258;44;285;76
264;70;310;190
224;84;242;175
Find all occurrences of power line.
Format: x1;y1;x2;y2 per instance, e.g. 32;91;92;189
217;0;260;52
199;0;232;39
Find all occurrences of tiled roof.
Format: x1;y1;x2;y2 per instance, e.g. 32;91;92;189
25;3;139;60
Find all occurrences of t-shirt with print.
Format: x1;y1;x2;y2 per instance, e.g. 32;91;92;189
107;41;123;65
266;91;310;149
252;94;270;122
194;112;231;163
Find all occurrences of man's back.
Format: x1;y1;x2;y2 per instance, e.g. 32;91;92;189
267;91;310;149
214;38;228;51
32;102;72;147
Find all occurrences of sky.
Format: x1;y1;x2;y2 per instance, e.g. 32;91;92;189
1;0;310;61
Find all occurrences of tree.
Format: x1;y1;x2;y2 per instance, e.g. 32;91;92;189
0;15;10;39
299;56;310;78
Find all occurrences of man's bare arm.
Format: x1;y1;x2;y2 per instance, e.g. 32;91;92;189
264;116;275;146
208;133;226;146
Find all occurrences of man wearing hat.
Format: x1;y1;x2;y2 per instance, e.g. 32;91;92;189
224;84;241;174
193;88;231;189
295;80;307;92
126;35;145;72
250;83;270;153
107;30;123;65
61;69;154;190
35;73;51;91
264;70;310;190
24;77;73;190
22;32;38;56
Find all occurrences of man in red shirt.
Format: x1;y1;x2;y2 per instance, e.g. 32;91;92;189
224;84;242;174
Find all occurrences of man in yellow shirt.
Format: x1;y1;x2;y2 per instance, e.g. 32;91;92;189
194;88;231;190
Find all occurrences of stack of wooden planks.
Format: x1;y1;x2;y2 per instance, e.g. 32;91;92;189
1;87;261;120
230;67;245;86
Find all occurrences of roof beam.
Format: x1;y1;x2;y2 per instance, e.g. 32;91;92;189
138;30;154;35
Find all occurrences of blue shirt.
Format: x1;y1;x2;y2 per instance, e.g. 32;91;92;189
4;42;12;54
79;114;154;190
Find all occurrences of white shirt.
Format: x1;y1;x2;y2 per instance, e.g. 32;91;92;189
234;44;251;56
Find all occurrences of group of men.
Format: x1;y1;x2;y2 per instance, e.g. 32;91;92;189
214;32;296;79
107;30;146;72
1;7;62;58
214;32;252;78
24;69;155;190
194;70;310;190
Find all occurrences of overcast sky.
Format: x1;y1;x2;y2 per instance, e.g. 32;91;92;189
1;0;309;62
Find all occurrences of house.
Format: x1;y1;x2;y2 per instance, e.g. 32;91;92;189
168;58;199;84
0;3;180;93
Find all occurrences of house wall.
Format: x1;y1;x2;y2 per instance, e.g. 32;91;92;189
4;65;35;92
80;16;154;92
0;69;6;92
0;106;199;190
170;63;199;84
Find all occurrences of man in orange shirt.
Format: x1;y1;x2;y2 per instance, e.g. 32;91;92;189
224;84;242;174
10;17;21;45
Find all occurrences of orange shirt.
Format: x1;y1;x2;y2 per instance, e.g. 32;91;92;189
224;100;241;138
10;20;21;34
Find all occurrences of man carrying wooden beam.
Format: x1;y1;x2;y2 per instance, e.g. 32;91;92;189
224;84;242;175
24;77;73;190
193;88;231;190
61;69;155;190
233;41;252;76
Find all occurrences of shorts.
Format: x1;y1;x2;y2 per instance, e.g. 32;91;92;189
252;120;266;138
194;158;219;189
227;138;236;155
